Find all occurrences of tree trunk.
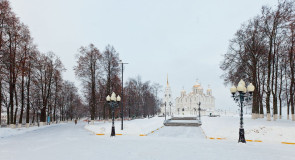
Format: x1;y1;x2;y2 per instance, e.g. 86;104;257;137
289;26;295;121
26;63;31;124
19;69;25;124
0;79;2;125
251;57;259;119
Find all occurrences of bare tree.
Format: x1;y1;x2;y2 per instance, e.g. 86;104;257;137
74;44;101;123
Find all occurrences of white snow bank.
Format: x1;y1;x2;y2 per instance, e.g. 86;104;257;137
201;115;295;143
85;117;165;136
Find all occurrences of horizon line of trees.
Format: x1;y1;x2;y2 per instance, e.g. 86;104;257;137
220;0;295;121
0;0;86;126
74;44;162;122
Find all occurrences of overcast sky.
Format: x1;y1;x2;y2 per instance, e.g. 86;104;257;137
10;0;278;112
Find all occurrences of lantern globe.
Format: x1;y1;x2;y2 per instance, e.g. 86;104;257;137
247;83;255;92
116;95;121;102
237;84;244;92
111;92;116;101
230;85;237;94
106;95;111;101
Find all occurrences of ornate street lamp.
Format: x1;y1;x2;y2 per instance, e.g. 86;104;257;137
230;79;255;143
106;92;121;137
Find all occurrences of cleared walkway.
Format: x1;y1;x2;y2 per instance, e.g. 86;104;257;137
150;126;204;138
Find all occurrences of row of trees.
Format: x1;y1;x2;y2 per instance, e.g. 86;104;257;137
220;0;295;121
125;77;161;118
0;0;85;126
74;44;161;122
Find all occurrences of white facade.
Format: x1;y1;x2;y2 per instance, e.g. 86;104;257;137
160;76;174;116
175;81;215;116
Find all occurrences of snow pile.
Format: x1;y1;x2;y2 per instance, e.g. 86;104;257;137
85;117;165;136
201;115;295;143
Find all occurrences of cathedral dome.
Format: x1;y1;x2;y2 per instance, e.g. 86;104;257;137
193;81;201;88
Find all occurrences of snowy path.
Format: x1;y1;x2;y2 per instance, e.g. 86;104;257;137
150;126;204;138
0;122;294;160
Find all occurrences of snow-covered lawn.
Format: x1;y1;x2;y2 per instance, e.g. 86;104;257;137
85;117;165;136
0;123;66;139
201;115;295;143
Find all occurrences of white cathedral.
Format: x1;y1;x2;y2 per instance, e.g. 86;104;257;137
175;81;215;116
160;78;215;116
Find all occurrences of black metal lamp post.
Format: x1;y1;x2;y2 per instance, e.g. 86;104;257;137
230;79;255;143
119;60;128;130
164;102;167;121
197;102;201;122
106;92;121;137
169;102;172;117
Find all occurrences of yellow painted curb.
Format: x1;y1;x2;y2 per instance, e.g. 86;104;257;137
281;142;295;145
116;134;123;136
208;137;226;140
96;134;105;135
246;140;262;142
199;126;208;139
139;134;147;136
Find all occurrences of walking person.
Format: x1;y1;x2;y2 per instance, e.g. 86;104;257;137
47;116;50;125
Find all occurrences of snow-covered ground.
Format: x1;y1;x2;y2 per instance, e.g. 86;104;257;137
0;123;66;138
85;117;165;136
201;115;295;143
85;117;164;136
0;116;295;160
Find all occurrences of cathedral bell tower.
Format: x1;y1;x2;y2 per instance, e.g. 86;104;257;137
161;74;173;116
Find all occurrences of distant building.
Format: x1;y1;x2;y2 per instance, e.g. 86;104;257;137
175;81;215;116
160;75;174;116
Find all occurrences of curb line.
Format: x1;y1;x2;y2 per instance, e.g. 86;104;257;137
147;126;165;136
281;142;295;145
246;140;262;142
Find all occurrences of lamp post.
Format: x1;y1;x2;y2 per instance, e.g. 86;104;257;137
164;102;167;121
106;92;121;137
230;79;255;143
169;102;172;117
119;60;128;130
197;102;201;122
